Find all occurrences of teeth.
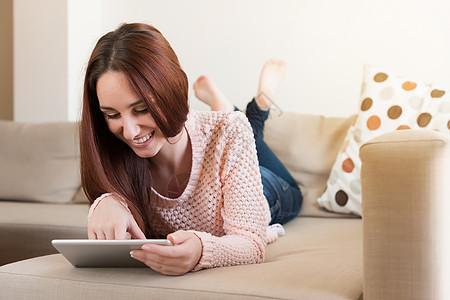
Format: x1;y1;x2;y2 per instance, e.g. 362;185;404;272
133;132;152;144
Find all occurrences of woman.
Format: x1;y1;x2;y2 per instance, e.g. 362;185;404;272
80;23;302;276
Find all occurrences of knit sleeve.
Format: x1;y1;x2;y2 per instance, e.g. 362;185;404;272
190;112;272;271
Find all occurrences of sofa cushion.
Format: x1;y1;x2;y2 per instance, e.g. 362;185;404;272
72;187;89;203
318;65;450;215
0;121;81;203
0;217;363;300
264;112;356;217
0;201;88;265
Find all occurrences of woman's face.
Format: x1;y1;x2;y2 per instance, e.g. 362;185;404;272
96;71;167;158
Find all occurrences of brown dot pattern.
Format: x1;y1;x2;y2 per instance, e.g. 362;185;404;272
417;113;432;127
320;65;450;216
361;98;373;111
388;105;402;119
374;72;388;82
335;190;348;206
431;89;446;98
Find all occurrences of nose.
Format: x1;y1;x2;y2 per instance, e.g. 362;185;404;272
121;116;140;141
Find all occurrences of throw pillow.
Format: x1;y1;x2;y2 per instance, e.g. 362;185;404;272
317;64;450;215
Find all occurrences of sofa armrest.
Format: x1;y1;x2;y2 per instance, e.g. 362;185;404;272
360;130;450;300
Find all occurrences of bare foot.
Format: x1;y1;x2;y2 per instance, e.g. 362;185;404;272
256;59;287;110
193;75;234;112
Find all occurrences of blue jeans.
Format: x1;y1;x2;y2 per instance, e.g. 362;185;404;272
238;99;303;225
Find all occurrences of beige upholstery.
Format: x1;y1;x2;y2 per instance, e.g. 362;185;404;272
0;121;81;203
0;217;363;300
0;201;88;265
360;130;450;300
264;112;356;217
0;112;357;268
71;186;89;203
1;112;446;299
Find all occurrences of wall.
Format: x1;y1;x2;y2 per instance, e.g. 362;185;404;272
13;0;450;121
13;0;102;122
14;0;68;122
0;0;13;120
100;0;450;117
67;0;102;121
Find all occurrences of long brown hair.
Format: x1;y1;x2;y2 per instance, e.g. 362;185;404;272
80;23;189;236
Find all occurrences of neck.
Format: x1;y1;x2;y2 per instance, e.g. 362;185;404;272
150;127;191;173
149;127;193;198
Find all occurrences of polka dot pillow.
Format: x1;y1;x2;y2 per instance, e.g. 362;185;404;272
317;64;450;216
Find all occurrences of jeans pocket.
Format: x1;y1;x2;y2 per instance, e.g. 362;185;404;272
273;174;290;192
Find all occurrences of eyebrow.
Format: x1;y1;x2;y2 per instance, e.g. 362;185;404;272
99;100;145;111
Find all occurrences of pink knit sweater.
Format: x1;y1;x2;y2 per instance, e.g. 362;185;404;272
90;110;278;271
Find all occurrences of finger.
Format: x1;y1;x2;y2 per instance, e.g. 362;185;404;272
139;245;196;272
114;223;128;240
145;261;186;276
131;250;185;275
87;228;97;240
141;243;179;259
136;246;185;269
96;231;106;240
104;226;115;240
167;230;190;245
128;219;146;239
130;250;161;267
88;222;102;240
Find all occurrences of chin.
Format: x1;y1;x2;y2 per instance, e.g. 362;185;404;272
131;147;161;158
133;151;156;158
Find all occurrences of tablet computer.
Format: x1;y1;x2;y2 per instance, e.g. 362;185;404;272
52;239;173;268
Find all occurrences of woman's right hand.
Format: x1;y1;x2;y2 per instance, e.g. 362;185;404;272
87;195;146;240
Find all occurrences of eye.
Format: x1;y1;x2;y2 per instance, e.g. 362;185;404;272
134;107;149;115
105;113;120;120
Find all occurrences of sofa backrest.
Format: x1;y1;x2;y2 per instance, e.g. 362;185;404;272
264;112;355;217
0;112;356;217
0;121;81;203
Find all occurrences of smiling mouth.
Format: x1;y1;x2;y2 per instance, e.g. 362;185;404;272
132;131;154;144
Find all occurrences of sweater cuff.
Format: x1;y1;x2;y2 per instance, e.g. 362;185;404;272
87;193;129;222
188;230;215;271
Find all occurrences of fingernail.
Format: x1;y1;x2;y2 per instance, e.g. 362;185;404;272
130;250;134;258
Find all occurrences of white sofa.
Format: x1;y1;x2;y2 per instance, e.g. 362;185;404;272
0;110;448;299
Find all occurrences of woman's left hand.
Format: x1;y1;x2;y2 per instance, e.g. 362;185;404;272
130;230;202;275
